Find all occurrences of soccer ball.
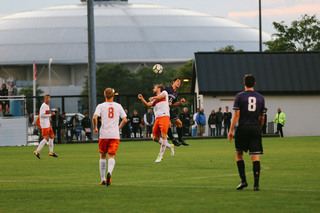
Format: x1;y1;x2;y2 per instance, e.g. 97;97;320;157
153;64;163;74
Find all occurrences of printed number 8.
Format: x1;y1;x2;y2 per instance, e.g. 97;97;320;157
248;97;256;112
108;107;114;118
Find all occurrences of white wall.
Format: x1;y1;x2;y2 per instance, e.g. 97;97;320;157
202;95;320;137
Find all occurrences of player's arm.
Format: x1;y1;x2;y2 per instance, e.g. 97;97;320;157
227;110;240;142
92;114;99;134
259;114;265;130
149;93;166;101
40;108;52;118
119;117;128;130
172;98;186;106
138;94;153;107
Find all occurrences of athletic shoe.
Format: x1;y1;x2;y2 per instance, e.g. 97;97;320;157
106;172;112;186
179;139;189;146
34;151;40;159
155;154;163;163
172;139;181;146
49;152;58;157
100;180;106;185
236;182;248;190
170;144;175;157
253;186;260;191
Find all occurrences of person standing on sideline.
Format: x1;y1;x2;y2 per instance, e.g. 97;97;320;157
138;84;174;163
273;108;286;137
228;74;266;191
33;94;58;159
179;107;191;136
208;109;217;136
93;88;127;186
122;109;131;138
82;111;92;140
144;108;154;138
8;81;18;97
131;110;141;138
223;106;232;136
61;112;68;143
196;108;206;136
262;108;268;134
51;108;63;143
215;107;223;136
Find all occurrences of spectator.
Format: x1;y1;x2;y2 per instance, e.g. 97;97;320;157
273;108;286;137
216;107;223;136
179;107;191;136
208;109;217;136
51;108;63;143
0;83;9;116
196;108;206;136
223;106;232;136
144;108;154;138
122;109;131;138
193;108;199;125
70;114;82;141
61;112;68;143
262;108;268;134
82;111;92;140
131;109;141;138
8;81;18;97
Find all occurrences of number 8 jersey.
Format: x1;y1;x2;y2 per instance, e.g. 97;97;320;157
233;91;266;126
94;101;127;139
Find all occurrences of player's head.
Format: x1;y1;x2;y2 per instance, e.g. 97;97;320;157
172;78;182;88
153;84;164;94
104;88;115;100
44;94;50;104
244;74;256;88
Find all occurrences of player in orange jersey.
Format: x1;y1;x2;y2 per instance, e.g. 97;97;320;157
138;84;174;163
33;94;58;159
93;88;127;186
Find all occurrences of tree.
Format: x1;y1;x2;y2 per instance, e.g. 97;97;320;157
217;45;244;52
264;14;320;51
18;84;44;114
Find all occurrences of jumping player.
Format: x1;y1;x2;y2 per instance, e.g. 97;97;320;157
228;74;266;191
93;88;127;186
33;94;58;159
138;84;174;163
165;78;189;146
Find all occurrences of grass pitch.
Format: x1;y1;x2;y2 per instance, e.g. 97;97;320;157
0;137;319;213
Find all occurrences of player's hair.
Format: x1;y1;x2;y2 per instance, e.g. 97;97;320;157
44;94;50;98
155;84;165;92
244;74;256;88
173;77;182;82
104;88;115;100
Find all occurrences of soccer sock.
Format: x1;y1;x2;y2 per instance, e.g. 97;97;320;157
159;140;167;156
176;127;183;141
99;159;106;181
167;128;175;141
108;158;115;175
36;139;47;153
48;138;54;153
237;160;247;183
253;161;260;187
159;138;172;148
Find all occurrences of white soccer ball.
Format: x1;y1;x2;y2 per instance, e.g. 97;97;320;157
153;64;163;74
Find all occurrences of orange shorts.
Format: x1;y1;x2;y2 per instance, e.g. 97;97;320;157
99;139;120;155
42;127;54;136
153;116;170;137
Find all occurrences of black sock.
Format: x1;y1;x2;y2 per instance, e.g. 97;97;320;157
167;128;175;141
237;160;246;183
253;161;260;187
177;127;183;141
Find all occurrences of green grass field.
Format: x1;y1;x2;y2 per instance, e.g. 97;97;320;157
1;137;319;213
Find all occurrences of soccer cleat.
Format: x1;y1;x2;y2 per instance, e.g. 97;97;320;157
34;151;41;159
155;154;163;163
172;139;181;146
49;152;58;157
237;182;248;190
253;186;260;191
106;172;112;186
170;144;175;157
100;180;106;185
179;139;189;146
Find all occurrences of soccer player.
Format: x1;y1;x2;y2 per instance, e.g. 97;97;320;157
33;94;58;159
227;74;266;191
138;84;174;163
93;88;127;186
165;78;189;146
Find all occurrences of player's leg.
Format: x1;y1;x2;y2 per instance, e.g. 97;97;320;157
155;117;171;162
107;154;115;186
251;155;260;191
99;139;107;185
236;151;248;190
48;128;58;157
174;119;189;146
34;128;50;159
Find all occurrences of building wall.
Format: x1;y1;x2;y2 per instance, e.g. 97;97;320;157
202;95;320;137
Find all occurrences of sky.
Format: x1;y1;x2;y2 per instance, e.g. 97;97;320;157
0;0;319;35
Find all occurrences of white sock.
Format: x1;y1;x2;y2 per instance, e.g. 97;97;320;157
108;158;115;175
99;159;107;181
159;139;166;156
48;138;54;153
164;140;172;148
36;139;47;153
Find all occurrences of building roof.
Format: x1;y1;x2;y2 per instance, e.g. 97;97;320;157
0;1;271;65
193;51;320;95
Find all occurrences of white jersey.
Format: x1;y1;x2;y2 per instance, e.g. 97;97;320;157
94;101;126;139
152;90;170;119
39;102;51;128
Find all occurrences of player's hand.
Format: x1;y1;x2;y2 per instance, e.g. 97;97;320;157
93;128;98;135
138;94;143;99
149;97;154;101
52;112;56;116
227;132;233;142
180;98;185;104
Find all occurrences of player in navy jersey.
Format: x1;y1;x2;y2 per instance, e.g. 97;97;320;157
165;78;189;146
228;74;266;191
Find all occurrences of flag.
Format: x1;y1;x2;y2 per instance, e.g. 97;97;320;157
33;61;37;81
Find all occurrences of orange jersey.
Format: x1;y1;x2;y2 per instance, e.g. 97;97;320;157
99;139;120;155
153;116;170;137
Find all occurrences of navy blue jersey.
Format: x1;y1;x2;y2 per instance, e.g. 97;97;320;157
233;91;266;126
165;86;178;105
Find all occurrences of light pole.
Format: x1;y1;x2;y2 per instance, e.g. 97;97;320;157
259;0;262;52
48;58;53;95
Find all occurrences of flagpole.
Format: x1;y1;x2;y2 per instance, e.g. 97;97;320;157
33;61;36;123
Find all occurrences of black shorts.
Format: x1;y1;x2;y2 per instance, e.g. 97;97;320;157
235;125;263;155
169;108;179;121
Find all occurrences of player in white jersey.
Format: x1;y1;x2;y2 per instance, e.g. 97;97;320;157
34;94;58;159
93;88;127;186
138;84;174;163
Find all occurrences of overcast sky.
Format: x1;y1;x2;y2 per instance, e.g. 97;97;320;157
0;0;319;35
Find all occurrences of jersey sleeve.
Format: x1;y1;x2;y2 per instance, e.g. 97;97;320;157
233;94;240;111
119;105;127;118
94;104;101;117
